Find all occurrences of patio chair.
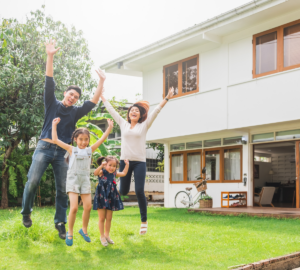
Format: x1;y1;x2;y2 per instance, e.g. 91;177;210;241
254;187;275;207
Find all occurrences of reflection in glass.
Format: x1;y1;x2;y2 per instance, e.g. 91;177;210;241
182;58;197;93
172;154;183;181
256;31;277;74
223;136;242;145
276;129;300;140
224;149;241;180
170;143;185;151
187;152;201;181
205;150;220;180
165;64;178;97
186;141;202;149
284;23;300;67
204;139;221;148
252;133;274;143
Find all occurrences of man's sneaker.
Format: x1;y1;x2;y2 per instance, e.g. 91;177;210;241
55;223;66;239
22;215;32;228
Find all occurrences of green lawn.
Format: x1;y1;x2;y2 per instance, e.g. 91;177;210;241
0;206;300;270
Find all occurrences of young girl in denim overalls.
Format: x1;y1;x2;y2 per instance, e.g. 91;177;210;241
93;156;129;246
52;117;113;246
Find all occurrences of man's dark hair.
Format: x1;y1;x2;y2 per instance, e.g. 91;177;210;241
66;85;82;97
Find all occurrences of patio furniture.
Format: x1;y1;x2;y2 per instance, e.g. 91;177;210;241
254;187;275;207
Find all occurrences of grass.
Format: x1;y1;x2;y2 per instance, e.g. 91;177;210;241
0;206;300;270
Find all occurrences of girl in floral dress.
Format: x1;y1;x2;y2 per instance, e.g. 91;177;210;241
93;156;129;246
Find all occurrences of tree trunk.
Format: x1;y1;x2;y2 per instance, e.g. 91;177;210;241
1;139;21;208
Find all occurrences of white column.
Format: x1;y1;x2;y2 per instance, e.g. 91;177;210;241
164;143;170;207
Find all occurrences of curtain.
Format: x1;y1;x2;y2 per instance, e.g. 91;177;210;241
256;31;277;74
284;23;300;67
224;149;240;180
172;154;183;181
187;153;201;181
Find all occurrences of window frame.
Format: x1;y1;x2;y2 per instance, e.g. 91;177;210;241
253;19;300;78
163;54;199;99
169;146;243;184
170;149;202;184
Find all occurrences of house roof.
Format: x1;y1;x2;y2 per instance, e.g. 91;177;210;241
100;0;299;77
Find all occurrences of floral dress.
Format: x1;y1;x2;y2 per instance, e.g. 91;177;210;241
93;169;124;211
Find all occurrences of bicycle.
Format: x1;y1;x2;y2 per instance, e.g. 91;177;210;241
174;167;209;208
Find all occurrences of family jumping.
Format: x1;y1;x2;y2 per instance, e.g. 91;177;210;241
21;39;174;246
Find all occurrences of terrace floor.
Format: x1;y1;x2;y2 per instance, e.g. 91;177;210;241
189;206;300;219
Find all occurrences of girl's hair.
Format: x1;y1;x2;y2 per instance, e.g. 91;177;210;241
127;100;150;123
65;128;90;164
71;128;90;146
97;155;120;168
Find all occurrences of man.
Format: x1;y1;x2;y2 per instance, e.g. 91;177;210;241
21;40;105;240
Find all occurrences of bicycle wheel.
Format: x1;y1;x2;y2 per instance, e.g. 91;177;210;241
174;191;190;208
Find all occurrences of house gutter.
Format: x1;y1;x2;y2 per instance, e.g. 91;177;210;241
100;0;287;71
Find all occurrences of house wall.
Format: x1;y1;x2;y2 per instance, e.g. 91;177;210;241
141;9;300;208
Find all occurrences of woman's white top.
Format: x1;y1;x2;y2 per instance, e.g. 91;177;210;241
104;100;162;162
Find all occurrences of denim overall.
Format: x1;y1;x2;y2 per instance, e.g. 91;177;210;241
65;147;92;194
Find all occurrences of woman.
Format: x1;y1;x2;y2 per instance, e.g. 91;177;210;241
101;87;174;235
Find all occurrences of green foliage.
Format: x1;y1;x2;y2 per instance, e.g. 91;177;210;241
149;143;164;161
200;194;212;200
0;7;96;206
155;159;164;172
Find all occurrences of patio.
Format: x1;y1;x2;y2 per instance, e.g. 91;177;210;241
189;207;300;219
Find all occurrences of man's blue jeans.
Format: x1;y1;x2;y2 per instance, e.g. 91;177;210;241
21;140;69;224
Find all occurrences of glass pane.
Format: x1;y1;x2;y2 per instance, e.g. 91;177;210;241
252;133;274;143
186;141;202;149
223;136;243;146
256;31;277;74
170;143;185;151
182;57;197;93
165;64;178;97
172;154;183;181
284;23;300;67
204;139;221;148
276;129;300;140
187;152;201;181
205;150;220;180
224;149;241;180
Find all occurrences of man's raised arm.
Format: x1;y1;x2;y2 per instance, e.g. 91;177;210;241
45;39;60;77
90;69;106;104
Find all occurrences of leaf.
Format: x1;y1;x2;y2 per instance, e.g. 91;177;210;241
2;39;7;48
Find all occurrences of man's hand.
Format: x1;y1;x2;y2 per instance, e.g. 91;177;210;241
95;69;106;82
45;39;61;56
167;87;175;99
107;119;114;130
124;159;129;166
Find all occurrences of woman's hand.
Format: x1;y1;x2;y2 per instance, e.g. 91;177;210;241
95;68;106;82
52;117;61;126
45;39;61;56
166;87;174;99
107;119;114;130
124;159;129;166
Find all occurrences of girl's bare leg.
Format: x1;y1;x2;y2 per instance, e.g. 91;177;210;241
80;194;92;234
104;210;113;239
97;209;106;238
68;192;78;239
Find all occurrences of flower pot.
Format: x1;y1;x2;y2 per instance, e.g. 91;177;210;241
199;199;213;208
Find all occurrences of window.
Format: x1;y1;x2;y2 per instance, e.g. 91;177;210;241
253;19;300;78
170;146;242;183
276;129;300;140
204;139;221;148
170;143;185;151
164;55;199;98
170;150;202;183
186;141;202;149
223;136;243;146
146;159;159;172
252;133;274;143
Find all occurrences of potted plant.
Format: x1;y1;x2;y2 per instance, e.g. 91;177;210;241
199;194;213;208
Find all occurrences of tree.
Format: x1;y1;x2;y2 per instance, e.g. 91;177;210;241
0;7;97;208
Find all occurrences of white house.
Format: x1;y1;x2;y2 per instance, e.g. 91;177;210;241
101;0;300;209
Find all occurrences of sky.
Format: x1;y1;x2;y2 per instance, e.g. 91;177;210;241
1;0;250;102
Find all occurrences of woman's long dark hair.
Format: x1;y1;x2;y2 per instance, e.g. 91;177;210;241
127;100;150;123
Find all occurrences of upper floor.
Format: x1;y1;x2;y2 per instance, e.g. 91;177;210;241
101;0;300;141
